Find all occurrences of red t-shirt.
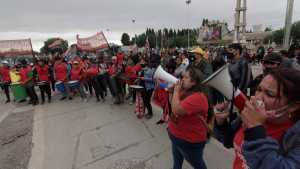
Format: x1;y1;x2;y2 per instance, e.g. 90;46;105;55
108;65;117;76
35;65;49;82
168;92;209;143
117;53;125;64
87;65;99;77
233;121;293;169
0;66;10;82
133;64;142;72
70;67;83;81
54;62;68;82
125;66;137;85
19;66;32;83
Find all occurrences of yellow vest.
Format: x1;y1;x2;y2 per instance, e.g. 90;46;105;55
10;71;21;84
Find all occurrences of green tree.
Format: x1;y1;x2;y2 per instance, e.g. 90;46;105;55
123;27;202;48
264;21;300;45
291;21;300;41
121;33;131;46
264;27;272;32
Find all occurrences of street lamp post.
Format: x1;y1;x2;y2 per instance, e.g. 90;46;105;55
186;0;191;50
283;0;294;50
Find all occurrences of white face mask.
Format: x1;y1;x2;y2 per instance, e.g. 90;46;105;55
264;102;300;119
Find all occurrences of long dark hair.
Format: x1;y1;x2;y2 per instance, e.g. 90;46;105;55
269;68;300;122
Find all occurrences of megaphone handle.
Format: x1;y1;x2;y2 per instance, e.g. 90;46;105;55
229;87;236;122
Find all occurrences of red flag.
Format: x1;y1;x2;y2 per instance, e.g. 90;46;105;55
48;39;63;49
0;39;33;56
76;32;109;52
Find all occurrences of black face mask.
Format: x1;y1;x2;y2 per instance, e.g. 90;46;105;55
140;64;146;68
227;52;234;59
263;67;274;75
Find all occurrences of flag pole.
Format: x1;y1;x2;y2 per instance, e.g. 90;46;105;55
29;38;35;58
101;31;115;56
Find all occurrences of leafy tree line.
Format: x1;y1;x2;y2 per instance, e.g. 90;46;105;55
121;28;200;48
264;21;300;45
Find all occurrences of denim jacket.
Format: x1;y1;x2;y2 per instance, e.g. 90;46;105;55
242;120;300;169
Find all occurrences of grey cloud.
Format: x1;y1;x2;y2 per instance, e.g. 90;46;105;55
0;0;299;50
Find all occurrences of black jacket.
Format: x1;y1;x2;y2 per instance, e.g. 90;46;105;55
228;57;252;93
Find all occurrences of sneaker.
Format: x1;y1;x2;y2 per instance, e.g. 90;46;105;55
125;95;131;100
145;113;153;119
5;100;10;104
68;97;73;100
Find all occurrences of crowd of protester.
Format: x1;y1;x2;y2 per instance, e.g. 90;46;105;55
1;43;300;169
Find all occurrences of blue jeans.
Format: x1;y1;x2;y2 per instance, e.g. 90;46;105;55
168;131;207;169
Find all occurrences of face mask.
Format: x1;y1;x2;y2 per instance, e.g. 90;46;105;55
227;52;234;59
140;64;146;68
265;103;300;119
263;67;274;75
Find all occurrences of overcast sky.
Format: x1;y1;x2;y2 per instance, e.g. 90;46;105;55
0;0;299;51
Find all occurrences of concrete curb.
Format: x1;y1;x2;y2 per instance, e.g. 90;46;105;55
28;107;45;169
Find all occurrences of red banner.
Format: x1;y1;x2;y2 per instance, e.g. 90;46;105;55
76;32;109;52
0;39;33;56
48;39;63;49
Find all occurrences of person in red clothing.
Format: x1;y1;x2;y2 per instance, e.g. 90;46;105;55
35;58;51;104
0;61;11;103
20;59;39;105
54;56;71;100
214;68;297;169
168;66;209;169
124;58;137;104
108;56;124;104
69;60;87;100
86;59;105;102
82;56;93;96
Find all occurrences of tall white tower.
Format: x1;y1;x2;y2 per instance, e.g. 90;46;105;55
283;0;294;49
234;0;247;43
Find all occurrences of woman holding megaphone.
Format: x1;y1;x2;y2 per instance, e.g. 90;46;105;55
167;66;209;169
214;68;300;169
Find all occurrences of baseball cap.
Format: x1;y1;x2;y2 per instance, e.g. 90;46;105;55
191;47;205;56
262;52;282;64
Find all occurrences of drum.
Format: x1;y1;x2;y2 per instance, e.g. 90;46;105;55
55;81;65;93
129;85;144;92
67;80;80;89
11;83;27;102
36;81;48;86
129;85;145;118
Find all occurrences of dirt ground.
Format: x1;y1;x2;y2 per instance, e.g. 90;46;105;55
0;110;33;169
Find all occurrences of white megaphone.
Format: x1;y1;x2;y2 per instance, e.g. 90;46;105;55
202;64;247;110
154;65;178;85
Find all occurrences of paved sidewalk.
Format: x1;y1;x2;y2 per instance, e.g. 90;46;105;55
2;64;263;169
27;96;234;169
